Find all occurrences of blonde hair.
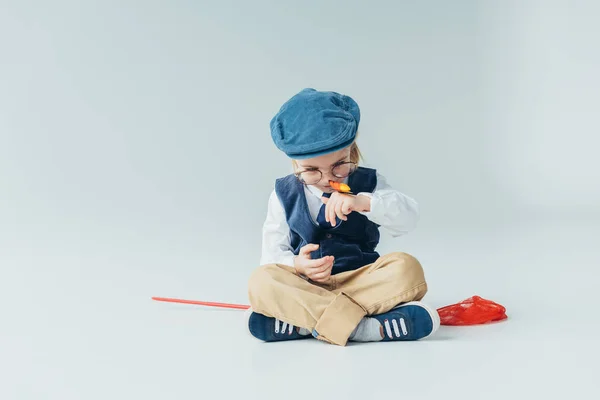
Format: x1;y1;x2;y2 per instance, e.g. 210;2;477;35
349;141;362;164
292;138;363;171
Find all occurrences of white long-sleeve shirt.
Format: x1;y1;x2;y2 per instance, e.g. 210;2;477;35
260;171;419;266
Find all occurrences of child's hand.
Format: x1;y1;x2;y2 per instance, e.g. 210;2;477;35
321;192;371;226
293;243;334;283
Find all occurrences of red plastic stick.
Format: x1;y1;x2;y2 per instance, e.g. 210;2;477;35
151;295;507;326
151;297;250;310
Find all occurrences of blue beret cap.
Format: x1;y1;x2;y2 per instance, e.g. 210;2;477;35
270;88;360;159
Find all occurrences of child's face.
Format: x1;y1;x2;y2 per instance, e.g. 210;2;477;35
294;147;354;193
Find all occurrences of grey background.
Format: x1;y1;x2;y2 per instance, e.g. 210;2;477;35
1;1;599;399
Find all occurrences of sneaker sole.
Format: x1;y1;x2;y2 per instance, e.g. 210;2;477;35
394;301;441;340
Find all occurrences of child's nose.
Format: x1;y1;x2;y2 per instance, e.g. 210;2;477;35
322;171;336;182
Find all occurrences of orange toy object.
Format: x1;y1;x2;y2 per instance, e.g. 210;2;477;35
152;295;507;326
329;180;352;193
437;296;507;325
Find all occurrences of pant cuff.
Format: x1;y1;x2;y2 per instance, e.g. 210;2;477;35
313;292;366;346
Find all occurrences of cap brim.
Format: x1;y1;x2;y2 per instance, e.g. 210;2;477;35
285;136;355;159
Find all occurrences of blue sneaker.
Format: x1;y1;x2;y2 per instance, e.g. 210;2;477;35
372;301;440;341
247;311;313;342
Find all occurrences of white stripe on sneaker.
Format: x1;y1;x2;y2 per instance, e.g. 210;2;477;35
392;319;401;337
273;319;300;335
400;318;408;335
384;319;393;339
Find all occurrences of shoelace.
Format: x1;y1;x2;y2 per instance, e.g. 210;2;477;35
383;317;408;339
274;318;295;335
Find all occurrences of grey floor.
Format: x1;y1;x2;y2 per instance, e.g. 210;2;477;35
2;1;599;399
3;216;599;400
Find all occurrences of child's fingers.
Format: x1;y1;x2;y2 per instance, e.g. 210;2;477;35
310;264;333;281
310;270;332;282
307;257;333;273
335;201;346;221
306;256;333;269
306;258;327;269
341;202;352;216
300;243;319;256
326;192;339;224
328;199;337;226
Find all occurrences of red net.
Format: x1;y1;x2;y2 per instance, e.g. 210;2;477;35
437;296;507;326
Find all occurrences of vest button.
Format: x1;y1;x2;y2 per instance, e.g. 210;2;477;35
326;233;332;238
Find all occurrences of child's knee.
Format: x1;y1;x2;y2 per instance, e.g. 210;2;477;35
386;252;426;285
387;251;422;268
248;264;278;296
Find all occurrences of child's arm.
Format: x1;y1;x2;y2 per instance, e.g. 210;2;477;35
356;171;419;237
259;190;297;267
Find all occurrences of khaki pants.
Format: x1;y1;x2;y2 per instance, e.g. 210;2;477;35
248;252;428;346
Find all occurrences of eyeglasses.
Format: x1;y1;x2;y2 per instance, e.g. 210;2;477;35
294;161;357;185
